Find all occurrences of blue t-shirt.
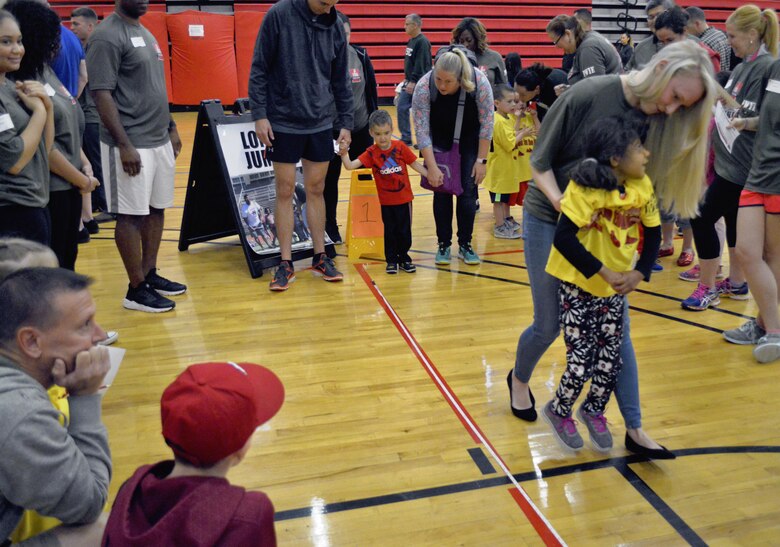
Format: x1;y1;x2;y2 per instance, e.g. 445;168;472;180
51;26;84;98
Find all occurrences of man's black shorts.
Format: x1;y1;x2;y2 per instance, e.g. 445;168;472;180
268;129;333;164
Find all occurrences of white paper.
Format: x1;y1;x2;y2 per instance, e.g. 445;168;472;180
43;83;56;97
767;79;780;95
100;346;125;390
0;113;13;132
714;102;739;154
188;24;204;38
333;139;340;154
131;36;146;48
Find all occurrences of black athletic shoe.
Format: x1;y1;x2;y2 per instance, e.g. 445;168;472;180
84;219;100;234
399;262;416;273
270;261;296;291
77;227;90;244
386;263;398;274
145;268;187;296
123;282;175;313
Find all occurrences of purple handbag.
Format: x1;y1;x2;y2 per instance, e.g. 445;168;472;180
420;87;466;196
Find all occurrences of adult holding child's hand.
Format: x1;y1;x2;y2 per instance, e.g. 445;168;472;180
412;45;494;266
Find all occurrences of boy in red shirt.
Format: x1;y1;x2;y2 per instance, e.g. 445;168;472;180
102;362;284;546
340;110;428;274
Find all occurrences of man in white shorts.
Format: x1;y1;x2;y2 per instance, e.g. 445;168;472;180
86;0;186;312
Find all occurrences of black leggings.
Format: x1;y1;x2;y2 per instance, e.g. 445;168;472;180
323;124;372;237
0;204;51;245
690;174;742;260
47;188;82;271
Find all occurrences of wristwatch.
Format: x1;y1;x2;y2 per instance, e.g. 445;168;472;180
476;158;487;165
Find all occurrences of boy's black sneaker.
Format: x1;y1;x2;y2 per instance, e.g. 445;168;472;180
123;282;175;313
312;254;343;281
269;261;296;291
146;268;187;296
84;219;100;234
386;263;398;274
399;262;416;273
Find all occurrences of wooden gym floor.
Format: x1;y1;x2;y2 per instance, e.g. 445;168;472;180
76;111;780;545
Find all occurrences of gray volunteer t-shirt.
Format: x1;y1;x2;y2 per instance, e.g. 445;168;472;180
713;50;774;186
746;59;780;194
569;32;623;85
348;46;369;131
527;75;639;224
476;48;507;86
78;80;100;125
45;67;85;193
86;13;169;148
0;79;49;208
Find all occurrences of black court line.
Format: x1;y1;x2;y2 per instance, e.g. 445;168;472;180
615;463;706;546
467;447;497;475
274;446;780;543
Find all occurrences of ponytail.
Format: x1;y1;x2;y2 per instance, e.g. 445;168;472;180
761;9;779;57
434;48;475;93
727;5;779;58
570;158;619;191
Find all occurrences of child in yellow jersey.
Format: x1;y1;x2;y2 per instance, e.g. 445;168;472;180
483;85;538;239
541;116;661;453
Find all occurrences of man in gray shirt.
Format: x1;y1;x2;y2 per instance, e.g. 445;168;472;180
626;0;675;70
71;7;108;220
399;14;431;146
87;0;186;313
0;268;112;545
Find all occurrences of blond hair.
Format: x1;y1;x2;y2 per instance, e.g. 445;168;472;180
626;40;717;218
0;238;58;280
434;49;475;93
727;5;779;58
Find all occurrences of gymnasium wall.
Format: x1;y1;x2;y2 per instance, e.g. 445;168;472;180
54;0;780;106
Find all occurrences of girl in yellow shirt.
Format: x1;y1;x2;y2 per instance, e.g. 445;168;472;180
542;116;661;452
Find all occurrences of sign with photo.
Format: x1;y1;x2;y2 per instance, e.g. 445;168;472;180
179;100;332;278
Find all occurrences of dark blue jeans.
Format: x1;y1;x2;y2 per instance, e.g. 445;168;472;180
433;148;478;247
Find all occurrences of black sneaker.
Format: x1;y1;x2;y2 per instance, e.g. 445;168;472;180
386;263;398;274
269;261;295;291
145;268;187;296
312;254;343;281
84;219;100;234
123;282;175;313
77;227;90;244
399;262;416;273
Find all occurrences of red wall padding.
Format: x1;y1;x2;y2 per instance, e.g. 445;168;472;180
167;11;239;105
139;12;172;101
234;8;266;98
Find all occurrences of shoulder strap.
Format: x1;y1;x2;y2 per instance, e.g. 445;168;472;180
453;86;466;143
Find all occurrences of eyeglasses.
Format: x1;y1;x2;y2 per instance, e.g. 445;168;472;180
553;33;564;46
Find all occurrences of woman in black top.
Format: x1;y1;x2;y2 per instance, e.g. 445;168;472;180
513;63;568;122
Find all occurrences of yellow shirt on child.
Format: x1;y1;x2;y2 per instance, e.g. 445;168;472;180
546;174;660;297
483;112;521;195
516;113;535;183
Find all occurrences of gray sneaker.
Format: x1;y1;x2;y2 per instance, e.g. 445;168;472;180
542;401;584;451
576;404;613;452
753;333;780;364
493;223;521;239
723;319;766;345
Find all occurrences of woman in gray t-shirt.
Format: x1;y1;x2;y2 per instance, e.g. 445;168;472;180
508;41;718;459
547;15;622;87
451;17;507;86
0;9;53;245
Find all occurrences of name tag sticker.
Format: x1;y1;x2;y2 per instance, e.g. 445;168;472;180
43;83;56;97
767;79;780;94
188;25;204;38
131;36;146;48
0;113;14;133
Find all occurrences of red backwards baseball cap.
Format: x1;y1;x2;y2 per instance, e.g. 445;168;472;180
161;362;284;467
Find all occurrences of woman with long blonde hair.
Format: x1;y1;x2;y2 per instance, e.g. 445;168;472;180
508;40;716;459
682;5;778;312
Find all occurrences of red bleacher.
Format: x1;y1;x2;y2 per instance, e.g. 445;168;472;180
53;0;780;104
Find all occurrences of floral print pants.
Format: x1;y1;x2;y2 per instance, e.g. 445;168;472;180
551;281;625;417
